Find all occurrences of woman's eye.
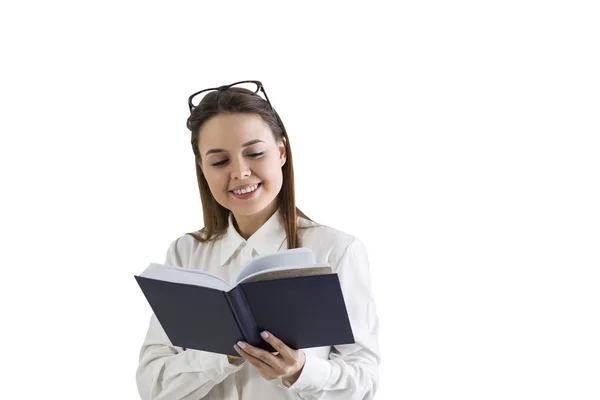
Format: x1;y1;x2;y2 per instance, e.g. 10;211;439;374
211;152;264;167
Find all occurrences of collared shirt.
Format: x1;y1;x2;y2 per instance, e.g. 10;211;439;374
136;208;380;400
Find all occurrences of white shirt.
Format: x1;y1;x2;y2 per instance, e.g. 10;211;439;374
136;208;380;399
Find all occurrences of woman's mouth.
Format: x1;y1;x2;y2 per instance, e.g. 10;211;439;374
230;182;262;199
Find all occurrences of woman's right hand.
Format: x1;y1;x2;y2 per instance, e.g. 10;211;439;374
227;355;245;365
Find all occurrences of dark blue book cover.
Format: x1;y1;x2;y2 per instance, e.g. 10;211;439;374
135;273;355;357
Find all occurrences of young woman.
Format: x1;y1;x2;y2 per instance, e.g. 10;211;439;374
136;81;381;399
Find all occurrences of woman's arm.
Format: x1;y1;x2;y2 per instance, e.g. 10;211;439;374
136;314;244;400
283;238;381;399
136;238;244;400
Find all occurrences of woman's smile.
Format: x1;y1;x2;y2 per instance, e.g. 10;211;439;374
230;182;262;199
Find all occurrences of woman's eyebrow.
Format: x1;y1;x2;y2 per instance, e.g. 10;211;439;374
205;139;265;156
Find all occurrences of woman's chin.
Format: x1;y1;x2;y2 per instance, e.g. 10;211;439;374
227;196;279;217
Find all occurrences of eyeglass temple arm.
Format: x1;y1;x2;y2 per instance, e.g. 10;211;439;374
259;86;275;112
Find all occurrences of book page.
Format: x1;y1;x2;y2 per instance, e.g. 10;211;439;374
140;263;231;291
235;247;317;284
238;265;333;284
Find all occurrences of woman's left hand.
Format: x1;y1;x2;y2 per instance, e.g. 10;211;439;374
234;330;306;386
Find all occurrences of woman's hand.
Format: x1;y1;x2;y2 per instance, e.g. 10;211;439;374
234;330;306;386
227;355;245;365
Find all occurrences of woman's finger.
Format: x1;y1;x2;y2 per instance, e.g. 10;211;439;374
260;331;296;360
227;354;245;365
234;343;278;377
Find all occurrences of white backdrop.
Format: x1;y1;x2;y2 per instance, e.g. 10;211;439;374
1;1;598;399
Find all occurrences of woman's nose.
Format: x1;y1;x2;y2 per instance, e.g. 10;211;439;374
230;156;251;179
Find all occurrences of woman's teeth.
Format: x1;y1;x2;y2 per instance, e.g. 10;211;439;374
232;183;259;195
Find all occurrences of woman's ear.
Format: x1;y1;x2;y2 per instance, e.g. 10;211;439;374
279;137;287;167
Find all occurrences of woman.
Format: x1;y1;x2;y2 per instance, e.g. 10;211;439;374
136;81;381;399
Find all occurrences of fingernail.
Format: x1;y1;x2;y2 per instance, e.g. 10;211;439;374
261;331;269;339
233;344;241;353
237;341;246;349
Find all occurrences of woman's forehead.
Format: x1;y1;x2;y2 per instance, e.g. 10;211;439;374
199;114;273;150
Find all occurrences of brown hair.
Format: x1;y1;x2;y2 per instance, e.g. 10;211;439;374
184;87;313;249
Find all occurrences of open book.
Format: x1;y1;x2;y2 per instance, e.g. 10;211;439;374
135;247;355;356
139;248;333;291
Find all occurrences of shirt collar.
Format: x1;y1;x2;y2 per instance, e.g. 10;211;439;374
219;207;287;267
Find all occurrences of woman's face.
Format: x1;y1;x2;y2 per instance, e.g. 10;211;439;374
198;113;286;219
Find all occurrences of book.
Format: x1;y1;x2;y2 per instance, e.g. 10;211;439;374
134;247;355;356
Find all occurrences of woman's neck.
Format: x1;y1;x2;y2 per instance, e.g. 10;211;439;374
232;201;279;240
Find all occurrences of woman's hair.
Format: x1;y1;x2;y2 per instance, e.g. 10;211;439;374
185;87;313;249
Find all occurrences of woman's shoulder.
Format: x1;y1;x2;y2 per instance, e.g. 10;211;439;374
163;229;220;268
297;216;362;263
298;215;357;239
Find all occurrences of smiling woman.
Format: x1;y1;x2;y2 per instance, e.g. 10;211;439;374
185;83;312;245
135;81;381;400
196;113;287;238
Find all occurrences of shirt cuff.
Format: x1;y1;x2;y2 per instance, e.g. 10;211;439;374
282;353;333;393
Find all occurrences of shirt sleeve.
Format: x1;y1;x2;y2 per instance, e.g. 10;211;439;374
135;238;245;400
282;237;381;399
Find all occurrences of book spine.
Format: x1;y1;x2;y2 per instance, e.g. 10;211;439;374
225;286;263;349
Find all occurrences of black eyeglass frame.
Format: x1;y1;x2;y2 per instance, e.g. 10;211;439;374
187;80;274;113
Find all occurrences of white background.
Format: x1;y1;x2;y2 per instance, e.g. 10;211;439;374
1;1;598;399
